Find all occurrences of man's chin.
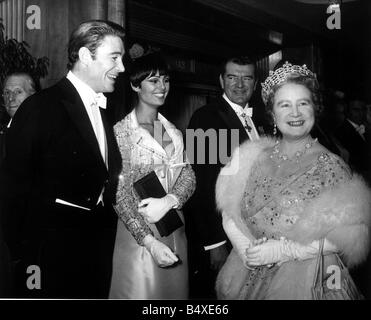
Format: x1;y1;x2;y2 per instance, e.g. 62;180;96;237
102;86;115;93
231;99;248;106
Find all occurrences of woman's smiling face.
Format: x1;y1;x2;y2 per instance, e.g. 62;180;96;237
135;71;170;108
273;82;315;141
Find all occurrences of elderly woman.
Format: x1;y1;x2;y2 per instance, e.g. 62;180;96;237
215;62;371;300
109;54;196;299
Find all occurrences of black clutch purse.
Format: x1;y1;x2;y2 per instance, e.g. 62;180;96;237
134;171;184;237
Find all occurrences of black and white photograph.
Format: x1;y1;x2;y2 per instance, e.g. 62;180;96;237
0;0;370;310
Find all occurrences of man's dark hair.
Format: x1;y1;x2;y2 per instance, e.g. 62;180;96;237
220;56;256;78
67;20;125;70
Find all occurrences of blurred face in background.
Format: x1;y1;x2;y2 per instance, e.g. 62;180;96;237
220;62;256;107
348;100;366;125
3;74;35;118
334;102;346;128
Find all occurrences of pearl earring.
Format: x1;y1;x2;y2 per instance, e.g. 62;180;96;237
273;122;277;136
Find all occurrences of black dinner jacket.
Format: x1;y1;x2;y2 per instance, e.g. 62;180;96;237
185;96;251;247
335;119;370;174
0;78;121;242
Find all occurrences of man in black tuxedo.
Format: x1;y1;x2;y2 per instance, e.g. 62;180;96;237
0;72;36;296
0;20;125;298
185;56;261;299
335;99;371;298
0;72;36;167
335;99;371;181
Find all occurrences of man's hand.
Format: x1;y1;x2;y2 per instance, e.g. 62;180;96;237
209;245;229;271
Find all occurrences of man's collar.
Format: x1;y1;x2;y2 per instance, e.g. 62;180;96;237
347;119;361;129
222;93;249;110
222;93;252;116
66;71;107;109
347;119;365;135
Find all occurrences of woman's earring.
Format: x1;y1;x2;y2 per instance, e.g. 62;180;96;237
273;123;277;136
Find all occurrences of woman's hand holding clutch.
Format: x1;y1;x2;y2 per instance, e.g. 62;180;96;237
138;194;178;223
143;235;179;267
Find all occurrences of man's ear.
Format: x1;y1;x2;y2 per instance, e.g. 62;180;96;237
78;47;93;66
219;74;225;90
130;82;140;93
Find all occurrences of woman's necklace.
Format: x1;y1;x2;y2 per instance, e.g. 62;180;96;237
270;138;318;168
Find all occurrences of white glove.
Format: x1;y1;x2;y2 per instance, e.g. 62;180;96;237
246;237;322;267
143;235;179;267
222;216;255;269
138;194;178;223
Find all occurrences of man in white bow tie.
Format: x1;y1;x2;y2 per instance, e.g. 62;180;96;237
185;56;261;299
0;20;125;298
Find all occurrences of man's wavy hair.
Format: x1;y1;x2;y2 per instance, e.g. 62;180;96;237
67;20;125;70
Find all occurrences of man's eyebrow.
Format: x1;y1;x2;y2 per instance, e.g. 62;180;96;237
226;73;253;77
276;99;290;104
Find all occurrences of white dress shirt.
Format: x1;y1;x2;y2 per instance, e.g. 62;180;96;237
222;93;259;141
347;119;366;140
66;71;107;204
204;95;260;252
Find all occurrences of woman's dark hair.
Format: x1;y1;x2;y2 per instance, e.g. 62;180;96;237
265;74;323;119
129;54;169;88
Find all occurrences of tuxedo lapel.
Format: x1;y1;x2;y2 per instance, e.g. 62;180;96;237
100;108;117;175
56;78;107;173
216;98;249;143
343;120;366;147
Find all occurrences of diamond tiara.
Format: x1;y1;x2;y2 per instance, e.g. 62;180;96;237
261;61;316;105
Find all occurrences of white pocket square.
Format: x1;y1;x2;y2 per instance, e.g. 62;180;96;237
55;198;91;211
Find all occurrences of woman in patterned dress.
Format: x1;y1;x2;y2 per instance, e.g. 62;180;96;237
109;54;196;299
215;62;371;299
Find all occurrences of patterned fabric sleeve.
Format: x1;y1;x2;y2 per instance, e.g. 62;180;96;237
114;125;153;246
170;164;196;209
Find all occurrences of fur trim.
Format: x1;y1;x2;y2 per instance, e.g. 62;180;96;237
216;137;274;217
215;138;371;268
286;174;371;267
215;137;275;235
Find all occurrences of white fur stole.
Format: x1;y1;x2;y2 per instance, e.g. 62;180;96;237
215;138;371;268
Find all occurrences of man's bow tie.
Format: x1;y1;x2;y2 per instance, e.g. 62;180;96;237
241;107;253;118
93;93;107;109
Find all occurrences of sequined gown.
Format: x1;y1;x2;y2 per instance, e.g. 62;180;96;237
217;151;352;299
109;110;196;299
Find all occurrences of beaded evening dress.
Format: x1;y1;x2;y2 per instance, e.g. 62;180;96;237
216;150;352;300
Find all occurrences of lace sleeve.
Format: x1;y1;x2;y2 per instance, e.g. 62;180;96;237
170;164;196;209
114;126;153;246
